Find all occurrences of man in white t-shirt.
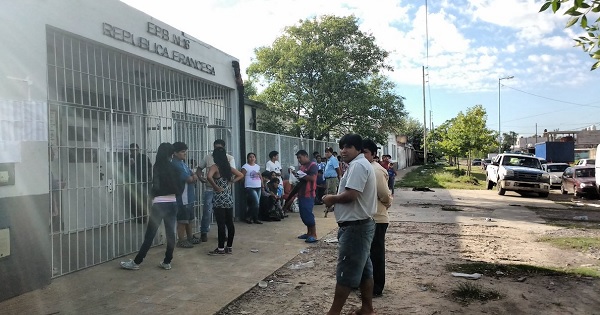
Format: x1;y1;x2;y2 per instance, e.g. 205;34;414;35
322;133;377;315
265;150;283;197
196;139;236;242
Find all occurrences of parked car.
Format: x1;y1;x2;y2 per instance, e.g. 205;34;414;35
542;163;570;189
481;159;492;170
576;159;595;166
486;153;550;197
561;166;598;198
471;158;482;166
536;157;548;165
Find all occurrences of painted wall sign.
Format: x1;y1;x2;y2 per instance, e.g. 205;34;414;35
102;22;215;75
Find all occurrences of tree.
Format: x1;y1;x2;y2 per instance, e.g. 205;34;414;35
247;15;406;144
539;0;600;70
501;131;519;153
429;105;496;175
397;116;425;151
244;80;258;99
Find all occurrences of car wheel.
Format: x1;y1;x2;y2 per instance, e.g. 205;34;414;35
539;192;549;198
497;181;506;195
487;180;494;190
560;185;567;195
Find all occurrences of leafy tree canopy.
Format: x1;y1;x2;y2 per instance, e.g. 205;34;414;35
501;131;519;153
247;15;406;144
428;105;497;174
397;116;425;150
540;0;600;70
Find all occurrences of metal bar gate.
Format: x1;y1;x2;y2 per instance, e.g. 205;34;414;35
46;26;234;277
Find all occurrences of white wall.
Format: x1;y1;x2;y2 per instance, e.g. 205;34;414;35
0;0;239;198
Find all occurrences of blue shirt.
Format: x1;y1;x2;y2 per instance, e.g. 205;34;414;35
324;156;339;178
172;159;196;205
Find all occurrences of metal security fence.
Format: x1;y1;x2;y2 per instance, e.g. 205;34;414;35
245;130;338;171
47;26;235;277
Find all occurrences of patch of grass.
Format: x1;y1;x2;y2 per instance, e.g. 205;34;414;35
538;236;600;252
447;261;600;278
397;165;486;190
451;281;501;305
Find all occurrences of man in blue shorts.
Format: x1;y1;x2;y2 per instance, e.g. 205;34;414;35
292;150;319;243
322;134;377;315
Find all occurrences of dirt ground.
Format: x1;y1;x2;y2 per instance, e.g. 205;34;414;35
217;190;600;315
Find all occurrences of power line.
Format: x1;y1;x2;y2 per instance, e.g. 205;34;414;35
503;85;600;108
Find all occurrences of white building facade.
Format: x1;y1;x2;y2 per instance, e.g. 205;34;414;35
0;0;241;301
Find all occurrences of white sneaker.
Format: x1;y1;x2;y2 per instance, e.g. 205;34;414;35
120;259;139;270
159;262;172;270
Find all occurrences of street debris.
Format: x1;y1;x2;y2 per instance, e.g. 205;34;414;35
413;187;435;192
323;237;338;243
289;260;315;270
451;272;482;280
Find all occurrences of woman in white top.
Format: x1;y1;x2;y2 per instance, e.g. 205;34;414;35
241;152;263;224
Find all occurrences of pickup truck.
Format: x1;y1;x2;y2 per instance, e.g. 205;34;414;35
486;153;550;197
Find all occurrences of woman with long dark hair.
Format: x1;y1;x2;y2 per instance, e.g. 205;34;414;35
207;147;244;255
241;152;263;224
120;142;183;270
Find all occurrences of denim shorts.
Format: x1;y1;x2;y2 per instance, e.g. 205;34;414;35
176;203;195;223
298;196;315;227
336;219;375;288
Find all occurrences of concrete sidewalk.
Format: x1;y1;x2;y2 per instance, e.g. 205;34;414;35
0;207;339;315
1;166;420;315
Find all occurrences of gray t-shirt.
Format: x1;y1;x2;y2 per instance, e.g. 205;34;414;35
333;153;377;223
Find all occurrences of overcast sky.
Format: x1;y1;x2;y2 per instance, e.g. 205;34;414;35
121;0;600;137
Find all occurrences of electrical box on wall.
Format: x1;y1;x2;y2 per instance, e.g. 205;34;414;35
0;163;15;186
0;229;10;258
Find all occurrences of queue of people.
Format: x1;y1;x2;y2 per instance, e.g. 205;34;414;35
119;134;396;315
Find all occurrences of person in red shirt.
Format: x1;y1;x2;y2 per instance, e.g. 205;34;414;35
379;154;391;170
284;150;319;243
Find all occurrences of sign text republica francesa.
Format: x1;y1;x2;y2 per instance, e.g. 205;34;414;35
102;22;215;75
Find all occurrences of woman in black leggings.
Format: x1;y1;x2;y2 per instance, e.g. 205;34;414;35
206;147;244;255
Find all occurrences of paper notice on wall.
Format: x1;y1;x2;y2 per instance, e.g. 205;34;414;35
112;125;130;152
0;99;48;142
0;141;21;163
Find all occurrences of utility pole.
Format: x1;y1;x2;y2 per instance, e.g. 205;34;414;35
422;66;427;164
498;75;514;153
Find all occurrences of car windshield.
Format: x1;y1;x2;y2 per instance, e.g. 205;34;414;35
502;156;540;169
547;165;569;172
575;169;595;178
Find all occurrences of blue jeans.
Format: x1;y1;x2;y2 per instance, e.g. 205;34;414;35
336;219;375;288
298;196;315;227
134;202;177;265
201;190;213;233
245;187;261;221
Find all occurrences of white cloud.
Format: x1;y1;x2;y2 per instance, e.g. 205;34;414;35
118;0;600;132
